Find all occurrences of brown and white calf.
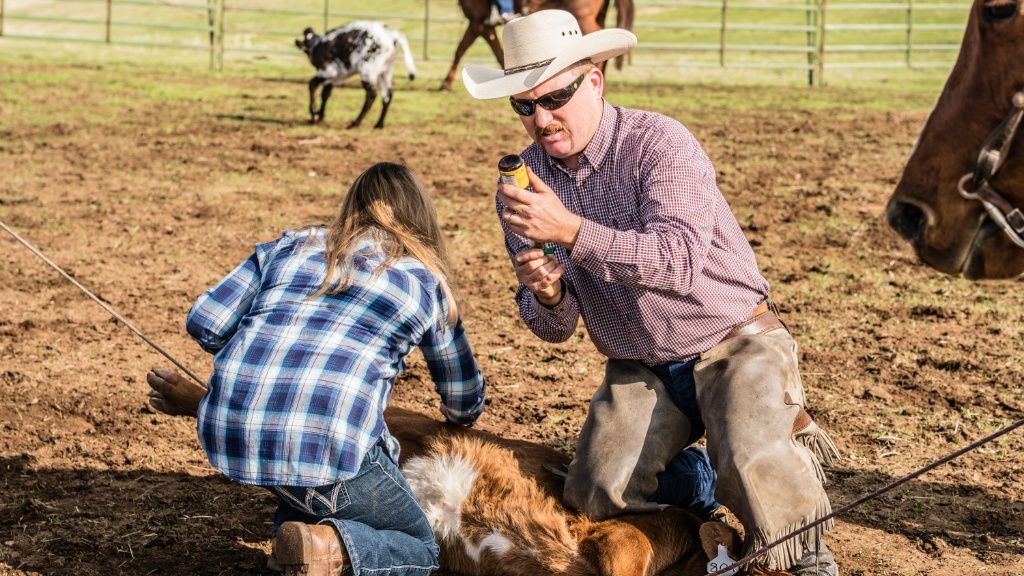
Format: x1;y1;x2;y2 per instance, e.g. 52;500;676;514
294;22;416;129
388;407;790;576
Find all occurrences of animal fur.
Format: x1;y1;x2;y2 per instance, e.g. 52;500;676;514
388;407;779;576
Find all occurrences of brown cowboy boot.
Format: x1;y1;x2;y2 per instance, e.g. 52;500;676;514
273;521;348;576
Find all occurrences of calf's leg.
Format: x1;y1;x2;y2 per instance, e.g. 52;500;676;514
374;74;393;129
317;83;333;123
578;507;705;576
307;77;326;123
349;80;377;129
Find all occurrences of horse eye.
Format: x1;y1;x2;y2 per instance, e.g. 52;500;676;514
983;1;1018;22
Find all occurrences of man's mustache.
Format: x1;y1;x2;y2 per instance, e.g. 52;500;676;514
536;124;568;139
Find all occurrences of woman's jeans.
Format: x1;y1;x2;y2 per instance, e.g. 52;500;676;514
270;441;439;576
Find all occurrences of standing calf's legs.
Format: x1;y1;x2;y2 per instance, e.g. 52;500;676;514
374;72;393;129
307;77;327;124
349;80;377;129
318;84;333;123
374;88;392;130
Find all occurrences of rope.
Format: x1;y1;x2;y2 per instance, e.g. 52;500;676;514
709;414;1024;575
0;218;207;388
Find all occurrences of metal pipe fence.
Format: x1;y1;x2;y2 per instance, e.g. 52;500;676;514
0;0;970;84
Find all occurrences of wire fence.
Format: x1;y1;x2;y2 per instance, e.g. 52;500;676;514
0;0;970;84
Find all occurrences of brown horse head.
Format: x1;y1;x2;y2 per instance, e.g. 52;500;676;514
886;0;1024;279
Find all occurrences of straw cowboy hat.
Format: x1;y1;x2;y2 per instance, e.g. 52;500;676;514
462;10;637;100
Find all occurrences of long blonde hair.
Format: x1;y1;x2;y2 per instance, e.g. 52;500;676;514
314;162;458;325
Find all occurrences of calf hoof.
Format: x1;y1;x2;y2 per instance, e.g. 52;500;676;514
346;122;361;129
310;115;322;125
373;122;385;130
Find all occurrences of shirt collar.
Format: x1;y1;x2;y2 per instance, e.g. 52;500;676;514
581;100;617;171
544;100;617;174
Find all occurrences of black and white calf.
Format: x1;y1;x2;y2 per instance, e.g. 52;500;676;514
295;22;417;129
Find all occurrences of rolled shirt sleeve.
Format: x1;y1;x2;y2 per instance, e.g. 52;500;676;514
497;197;583;343
419;316;486;426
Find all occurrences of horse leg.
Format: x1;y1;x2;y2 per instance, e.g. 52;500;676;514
482;26;504;68
441;24;483;91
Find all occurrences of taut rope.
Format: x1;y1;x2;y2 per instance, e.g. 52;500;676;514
0;218;206;387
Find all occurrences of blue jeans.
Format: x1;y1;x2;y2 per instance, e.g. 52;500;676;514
494;0;514;14
270;442;439;576
646;358;720;518
651;446;719;518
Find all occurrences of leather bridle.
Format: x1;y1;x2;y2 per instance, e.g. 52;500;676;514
957;90;1024;249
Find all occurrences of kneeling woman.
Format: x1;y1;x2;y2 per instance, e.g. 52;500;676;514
184;162;486;576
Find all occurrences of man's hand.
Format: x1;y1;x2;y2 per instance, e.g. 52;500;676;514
498;166;582;249
513;247;565;307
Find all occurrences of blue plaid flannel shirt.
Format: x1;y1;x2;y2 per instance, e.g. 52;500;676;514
187;228;486;487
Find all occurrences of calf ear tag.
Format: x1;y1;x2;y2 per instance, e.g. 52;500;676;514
706;544;739;576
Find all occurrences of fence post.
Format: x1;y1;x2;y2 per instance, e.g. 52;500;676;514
207;0;215;70
323;0;329;33
105;0;112;43
423;0;430;61
215;0;225;71
719;0;728;67
816;0;826;86
906;0;914;68
805;0;814;86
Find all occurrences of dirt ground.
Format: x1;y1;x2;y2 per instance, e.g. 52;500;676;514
1;61;1022;576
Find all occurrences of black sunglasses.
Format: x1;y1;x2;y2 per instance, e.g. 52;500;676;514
509;73;587;116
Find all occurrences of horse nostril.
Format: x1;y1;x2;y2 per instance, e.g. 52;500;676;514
887;200;927;243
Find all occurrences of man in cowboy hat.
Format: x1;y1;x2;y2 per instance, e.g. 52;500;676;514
463;10;841;575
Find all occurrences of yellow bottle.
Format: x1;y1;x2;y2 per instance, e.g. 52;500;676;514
498;154;555;255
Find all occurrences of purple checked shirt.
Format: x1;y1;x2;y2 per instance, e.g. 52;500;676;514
498;102;770;364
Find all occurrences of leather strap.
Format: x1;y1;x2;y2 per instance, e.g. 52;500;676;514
721;305;786;343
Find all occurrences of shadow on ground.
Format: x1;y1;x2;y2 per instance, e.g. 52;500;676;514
2;452;1022;575
0;455;276;576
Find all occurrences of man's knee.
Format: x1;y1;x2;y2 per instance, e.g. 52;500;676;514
564;359;693;520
